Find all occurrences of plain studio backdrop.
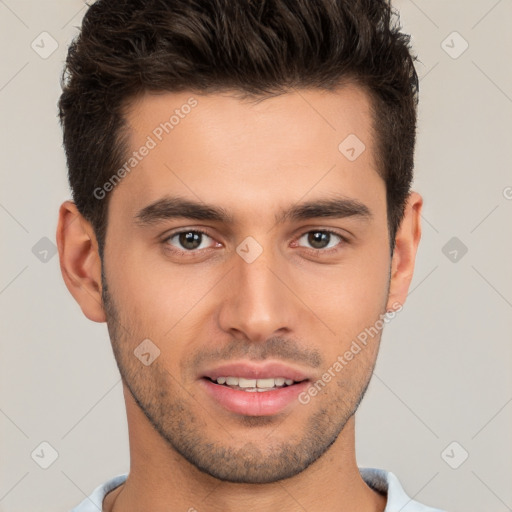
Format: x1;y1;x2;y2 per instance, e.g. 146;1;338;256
1;1;511;511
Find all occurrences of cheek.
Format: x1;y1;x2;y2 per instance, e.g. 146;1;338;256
110;250;221;338
293;243;390;338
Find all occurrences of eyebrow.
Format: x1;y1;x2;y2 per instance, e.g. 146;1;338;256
134;195;373;227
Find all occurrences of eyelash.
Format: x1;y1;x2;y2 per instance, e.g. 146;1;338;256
161;228;349;258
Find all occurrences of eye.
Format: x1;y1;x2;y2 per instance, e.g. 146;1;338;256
296;230;346;253
164;229;216;252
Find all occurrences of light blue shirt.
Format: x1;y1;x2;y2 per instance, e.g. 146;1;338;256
70;468;447;511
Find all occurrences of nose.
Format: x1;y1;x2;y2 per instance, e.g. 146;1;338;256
217;243;299;343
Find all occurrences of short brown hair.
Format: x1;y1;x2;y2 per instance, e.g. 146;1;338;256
58;0;419;258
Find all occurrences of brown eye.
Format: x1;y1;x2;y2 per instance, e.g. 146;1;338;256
297;230;345;252
165;230;213;251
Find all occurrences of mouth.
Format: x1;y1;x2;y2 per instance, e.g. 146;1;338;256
199;362;312;416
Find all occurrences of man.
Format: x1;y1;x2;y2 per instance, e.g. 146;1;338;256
56;0;446;510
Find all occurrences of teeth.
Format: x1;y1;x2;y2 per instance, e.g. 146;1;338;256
238;378;257;388
214;376;297;389
256;378;275;388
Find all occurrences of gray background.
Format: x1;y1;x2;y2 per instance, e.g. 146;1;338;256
1;1;511;511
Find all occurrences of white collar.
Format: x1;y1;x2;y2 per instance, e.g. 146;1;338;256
71;468;445;512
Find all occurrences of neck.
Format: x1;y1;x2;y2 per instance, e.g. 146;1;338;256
104;389;386;512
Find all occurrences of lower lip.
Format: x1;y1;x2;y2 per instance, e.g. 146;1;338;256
200;378;310;416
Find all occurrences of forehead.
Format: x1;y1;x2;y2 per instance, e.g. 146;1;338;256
124;85;375;155
111;85;384;224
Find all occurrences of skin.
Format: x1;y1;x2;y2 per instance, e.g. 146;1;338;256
57;84;422;512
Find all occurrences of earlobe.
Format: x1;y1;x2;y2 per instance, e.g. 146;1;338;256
56;201;106;323
386;191;423;311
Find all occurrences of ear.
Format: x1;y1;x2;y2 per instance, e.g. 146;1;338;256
56;201;106;323
386;191;423;312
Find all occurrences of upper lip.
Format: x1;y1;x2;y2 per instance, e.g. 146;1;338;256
202;361;312;382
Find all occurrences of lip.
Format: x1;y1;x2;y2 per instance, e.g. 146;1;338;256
199;361;312;416
201;361;311;382
200;377;310;416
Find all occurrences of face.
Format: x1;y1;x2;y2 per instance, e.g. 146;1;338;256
100;85;393;483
